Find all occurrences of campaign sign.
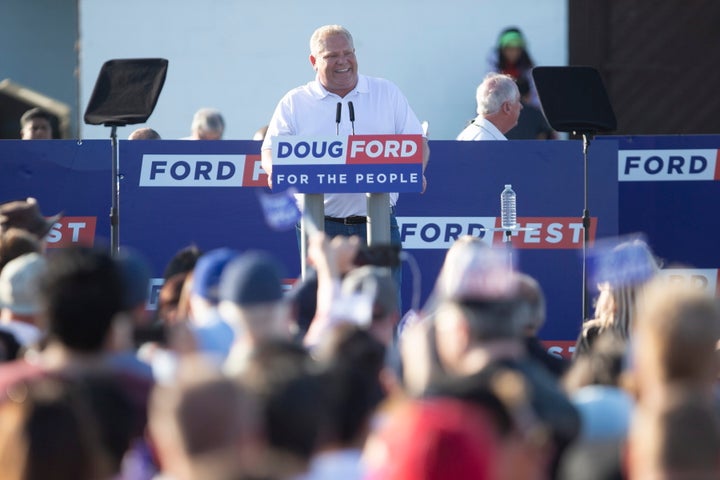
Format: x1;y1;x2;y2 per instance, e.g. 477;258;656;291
271;134;423;193
618;148;720;182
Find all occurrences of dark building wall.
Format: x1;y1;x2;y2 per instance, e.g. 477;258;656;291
0;0;78;137
570;0;720;135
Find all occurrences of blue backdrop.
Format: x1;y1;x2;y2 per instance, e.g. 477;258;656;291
608;135;720;268
0;137;631;342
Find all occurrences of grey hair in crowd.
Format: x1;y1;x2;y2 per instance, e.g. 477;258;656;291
476;73;519;116
309;25;354;56
191;108;225;137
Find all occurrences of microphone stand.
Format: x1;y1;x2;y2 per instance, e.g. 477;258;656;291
531;66;616;325
335;102;342;135
348;101;356;135
578;130;595;321
109;124;120;257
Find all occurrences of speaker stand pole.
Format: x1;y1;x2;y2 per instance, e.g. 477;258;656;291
110;125;120;257
581;132;592;321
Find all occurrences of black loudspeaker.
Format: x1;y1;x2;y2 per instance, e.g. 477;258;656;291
532;66;616;134
84;58;168;126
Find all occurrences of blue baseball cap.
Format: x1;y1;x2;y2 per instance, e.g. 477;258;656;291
219;251;284;306
192;248;241;303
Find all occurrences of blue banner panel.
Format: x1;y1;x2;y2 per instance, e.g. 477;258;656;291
397;140;618;340
0;138;619;342
119;140;299;281
0;140;111;249
608;135;720;270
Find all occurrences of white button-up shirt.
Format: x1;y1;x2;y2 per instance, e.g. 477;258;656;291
456;116;507;141
262;74;424;217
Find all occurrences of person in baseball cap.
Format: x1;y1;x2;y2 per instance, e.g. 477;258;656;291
218;251;291;374
0;252;47;349
187;248;240;362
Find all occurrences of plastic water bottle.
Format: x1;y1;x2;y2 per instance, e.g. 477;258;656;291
501;184;516;229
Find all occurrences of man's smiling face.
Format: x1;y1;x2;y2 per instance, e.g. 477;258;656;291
310;32;358;98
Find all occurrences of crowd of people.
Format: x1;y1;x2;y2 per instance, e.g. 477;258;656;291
1;195;720;480
3;23;719;480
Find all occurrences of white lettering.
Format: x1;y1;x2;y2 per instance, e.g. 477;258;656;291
522;223;543;243
45;223;63;243
67;222;87;242
658;269;718;296
569;223;583;243
252;159;265;181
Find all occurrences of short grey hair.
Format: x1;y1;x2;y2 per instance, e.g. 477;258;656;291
191;108;225;136
310;25;354;56
476;73;519;116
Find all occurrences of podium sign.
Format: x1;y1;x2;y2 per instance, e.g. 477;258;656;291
271;134;423;193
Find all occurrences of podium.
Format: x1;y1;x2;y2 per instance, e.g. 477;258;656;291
270;134;424;277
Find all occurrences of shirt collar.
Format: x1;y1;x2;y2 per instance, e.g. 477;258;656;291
475;116;507;140
310;74;368;99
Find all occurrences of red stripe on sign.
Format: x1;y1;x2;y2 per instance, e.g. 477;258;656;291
45;216;97;248
242;154;268;187
541;340;576;360
282;278;298;292
491;216;502;245
715;150;720;180
345;135;423;165
493;217;597;249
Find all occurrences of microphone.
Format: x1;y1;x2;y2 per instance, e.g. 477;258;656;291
335;102;342;135
348;101;355;135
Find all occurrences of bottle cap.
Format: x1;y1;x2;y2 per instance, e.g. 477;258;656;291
504;184;512;189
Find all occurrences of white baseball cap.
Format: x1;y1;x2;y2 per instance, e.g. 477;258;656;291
0;253;47;315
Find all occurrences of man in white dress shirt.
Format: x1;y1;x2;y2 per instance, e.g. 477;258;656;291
456;73;523;141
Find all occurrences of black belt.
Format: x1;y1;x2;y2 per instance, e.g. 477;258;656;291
325;215;367;225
